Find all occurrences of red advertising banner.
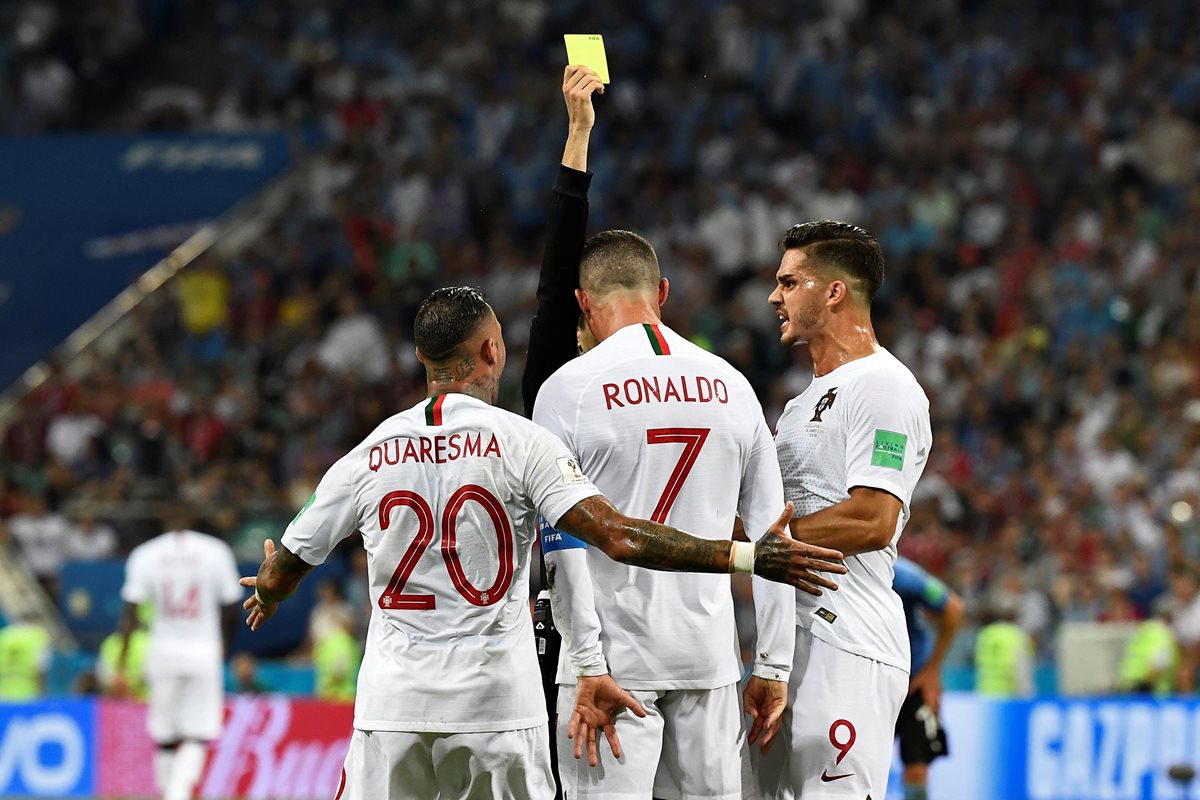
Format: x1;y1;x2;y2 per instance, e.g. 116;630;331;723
97;697;353;799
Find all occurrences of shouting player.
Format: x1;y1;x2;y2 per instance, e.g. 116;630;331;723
116;509;243;800
892;555;963;800
241;287;845;800
758;221;933;799
534;232;840;800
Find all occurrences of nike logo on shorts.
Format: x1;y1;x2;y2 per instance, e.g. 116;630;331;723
820;770;854;782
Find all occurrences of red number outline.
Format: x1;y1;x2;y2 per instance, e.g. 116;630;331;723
646;427;710;523
441;484;515;606
829;719;857;765
377;490;437;609
376;485;515;611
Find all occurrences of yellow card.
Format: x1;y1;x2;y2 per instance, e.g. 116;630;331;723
564;34;610;84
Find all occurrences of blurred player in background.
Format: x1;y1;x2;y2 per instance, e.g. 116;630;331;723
759;221;932;799
892;556;964;800
116;509;243;800
241;286;838;800
534;229;847;800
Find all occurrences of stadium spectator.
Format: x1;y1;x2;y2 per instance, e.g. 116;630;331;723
63;510;119;561
229;652;270;695
7;491;71;592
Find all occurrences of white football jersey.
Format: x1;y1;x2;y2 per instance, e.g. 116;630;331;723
775;348;932;672
281;393;600;733
534;323;794;690
120;530;242;676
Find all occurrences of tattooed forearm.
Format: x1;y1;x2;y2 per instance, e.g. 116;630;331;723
255;545;315;604
557;496;731;573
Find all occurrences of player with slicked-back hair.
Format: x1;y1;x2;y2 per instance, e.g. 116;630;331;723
413;286;495;361
239;285;845;800
755;220;933;800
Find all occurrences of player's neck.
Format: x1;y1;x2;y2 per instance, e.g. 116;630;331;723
426;381;494;405
590;300;662;342
807;315;879;378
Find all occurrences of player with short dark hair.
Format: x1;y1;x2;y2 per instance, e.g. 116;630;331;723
534;215;840;797
755;220;933;799
241;286;843;800
892;556;963;800
578;229;661;294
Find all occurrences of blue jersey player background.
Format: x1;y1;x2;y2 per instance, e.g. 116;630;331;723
892;556;964;800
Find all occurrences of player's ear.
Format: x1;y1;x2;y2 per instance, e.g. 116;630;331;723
575;288;590;316
481;336;500;367
827;280;847;306
414;347;426;366
657;278;669;308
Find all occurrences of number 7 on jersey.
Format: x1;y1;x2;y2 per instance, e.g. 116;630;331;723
646;427;710;523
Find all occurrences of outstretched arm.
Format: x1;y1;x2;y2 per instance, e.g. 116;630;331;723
555;496;846;588
240;539;315;631
521;65;604;415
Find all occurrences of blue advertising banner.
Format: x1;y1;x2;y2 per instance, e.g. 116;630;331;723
909;694;1200;800
0;134;293;390
0;699;95;797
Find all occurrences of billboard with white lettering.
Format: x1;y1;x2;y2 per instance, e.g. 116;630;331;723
910;694;1200;800
4;694;1200;798
0;700;95;797
0;133;293;390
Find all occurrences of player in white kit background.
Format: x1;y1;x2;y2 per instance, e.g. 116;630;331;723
534;231;846;800
116;510;243;800
238;286;846;800
757;221;933;800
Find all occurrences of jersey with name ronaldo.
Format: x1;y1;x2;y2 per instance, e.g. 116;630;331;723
534;323;785;689
775;348;931;672
120;530;242;675
281;393;600;733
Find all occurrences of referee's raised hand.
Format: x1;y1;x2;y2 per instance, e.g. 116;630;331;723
754;502;848;595
563;65;604;133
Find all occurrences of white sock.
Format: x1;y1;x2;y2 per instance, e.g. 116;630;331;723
154;747;176;793
165;740;208;800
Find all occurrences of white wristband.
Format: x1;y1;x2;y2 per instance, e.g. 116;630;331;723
730;541;755;574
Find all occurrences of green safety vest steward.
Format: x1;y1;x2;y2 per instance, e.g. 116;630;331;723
99;629;151;700
975;621;1030;696
314;629;361;703
0;623;51;699
1119;619;1178;696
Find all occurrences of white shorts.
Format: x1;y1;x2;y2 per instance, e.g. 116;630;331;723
753;629;906;799
147;670;224;743
556;682;758;800
338;725;554;800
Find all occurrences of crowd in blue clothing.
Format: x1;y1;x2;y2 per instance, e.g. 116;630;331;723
1;0;1199;675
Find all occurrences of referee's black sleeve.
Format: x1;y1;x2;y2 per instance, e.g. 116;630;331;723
521;164;592;417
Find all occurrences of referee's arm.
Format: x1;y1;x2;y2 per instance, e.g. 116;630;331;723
521;66;602;416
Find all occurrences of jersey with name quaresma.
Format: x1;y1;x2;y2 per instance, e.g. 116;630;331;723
281;393;600;733
120;530;242;676
534;323;791;689
775;348;931;672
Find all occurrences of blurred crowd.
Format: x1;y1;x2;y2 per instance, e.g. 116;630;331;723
2;0;1200;678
